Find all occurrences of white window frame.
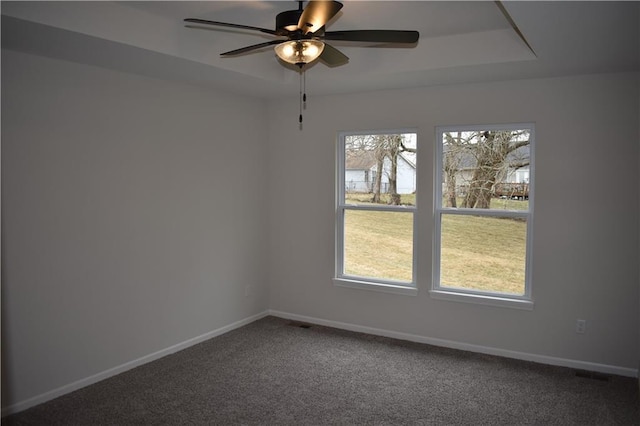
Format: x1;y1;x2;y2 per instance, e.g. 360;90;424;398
334;129;418;296
431;124;535;310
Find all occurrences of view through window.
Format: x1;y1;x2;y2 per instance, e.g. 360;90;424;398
434;125;534;299
337;131;417;288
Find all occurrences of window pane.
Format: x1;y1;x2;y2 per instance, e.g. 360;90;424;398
440;214;527;295
440;130;529;210
344;134;416;206
343;209;413;282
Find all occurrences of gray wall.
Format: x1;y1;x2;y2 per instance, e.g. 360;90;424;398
1;49;270;408
2;47;639;412
268;72;640;370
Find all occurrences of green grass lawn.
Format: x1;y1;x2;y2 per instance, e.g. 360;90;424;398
346;192;416;206
343;197;527;294
440;215;526;295
345;193;528;211
344;210;414;282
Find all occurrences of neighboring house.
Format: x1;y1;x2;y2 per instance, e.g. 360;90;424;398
345;150;416;194
444;144;530;199
494;166;529;199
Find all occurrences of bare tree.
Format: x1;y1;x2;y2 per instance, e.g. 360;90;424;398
443;132;466;208
345;134;416;206
371;135;387;203
460;130;530;209
386;135;403;205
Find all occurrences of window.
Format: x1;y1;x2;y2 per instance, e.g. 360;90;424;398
335;131;418;295
433;124;534;309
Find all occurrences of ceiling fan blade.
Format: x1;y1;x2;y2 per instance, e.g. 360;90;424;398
221;40;284;56
298;0;343;34
319;43;349;67
323;30;419;44
184;18;278;36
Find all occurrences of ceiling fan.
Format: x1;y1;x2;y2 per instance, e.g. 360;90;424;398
184;0;420;68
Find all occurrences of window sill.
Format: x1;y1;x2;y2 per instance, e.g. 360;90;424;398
334;278;418;296
429;289;533;310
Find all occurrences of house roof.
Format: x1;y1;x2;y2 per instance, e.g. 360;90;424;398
444;142;529;170
346;150;416;171
346;150;376;170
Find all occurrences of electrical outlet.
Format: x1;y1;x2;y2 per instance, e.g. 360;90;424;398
245;285;255;297
576;319;586;334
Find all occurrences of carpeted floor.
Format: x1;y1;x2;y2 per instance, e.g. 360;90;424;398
4;316;639;425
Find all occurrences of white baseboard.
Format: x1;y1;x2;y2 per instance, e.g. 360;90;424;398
1;310;270;417
269;309;638;378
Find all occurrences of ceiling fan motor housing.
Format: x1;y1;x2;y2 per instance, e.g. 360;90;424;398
276;9;303;34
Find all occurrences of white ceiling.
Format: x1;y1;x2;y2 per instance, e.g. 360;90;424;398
2;1;639;99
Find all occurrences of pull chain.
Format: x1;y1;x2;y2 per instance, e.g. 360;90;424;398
298;63;308;126
299;66;303;124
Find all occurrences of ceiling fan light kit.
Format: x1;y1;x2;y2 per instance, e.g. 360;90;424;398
185;0;419;123
274;39;325;66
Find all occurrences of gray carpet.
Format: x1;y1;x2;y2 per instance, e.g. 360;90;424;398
4;316;639;425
